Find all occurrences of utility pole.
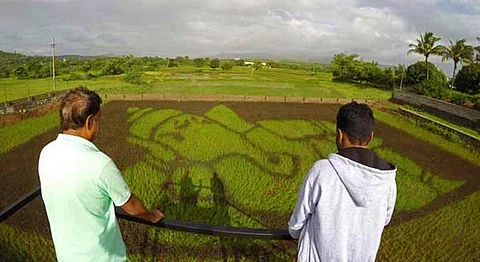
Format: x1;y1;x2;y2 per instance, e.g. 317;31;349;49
399;65;404;91
27;83;31;101
3;85;7;107
51;38;56;93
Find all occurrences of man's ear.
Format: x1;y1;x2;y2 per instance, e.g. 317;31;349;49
85;115;94;132
336;129;343;141
365;132;374;146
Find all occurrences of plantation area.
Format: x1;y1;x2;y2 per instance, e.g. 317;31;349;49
1;101;479;261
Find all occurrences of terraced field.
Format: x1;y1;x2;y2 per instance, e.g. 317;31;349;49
1;101;479;261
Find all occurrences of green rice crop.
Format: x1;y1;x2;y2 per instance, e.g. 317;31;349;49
0;112;58;153
0;223;55;261
2;102;477;261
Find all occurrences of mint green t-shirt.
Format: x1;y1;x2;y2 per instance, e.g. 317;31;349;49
39;134;131;262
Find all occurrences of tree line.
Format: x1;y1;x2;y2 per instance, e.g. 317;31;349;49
0;51;330;81
332;32;480;109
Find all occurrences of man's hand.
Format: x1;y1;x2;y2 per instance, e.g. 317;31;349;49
122;194;164;223
149;209;164;223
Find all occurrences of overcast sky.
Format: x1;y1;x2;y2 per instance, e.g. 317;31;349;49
1;0;480;72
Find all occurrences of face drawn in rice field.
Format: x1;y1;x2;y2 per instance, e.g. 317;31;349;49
123;104;466;231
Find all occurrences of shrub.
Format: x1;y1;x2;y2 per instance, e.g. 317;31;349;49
472;94;480;110
411;78;447;99
447;91;470;106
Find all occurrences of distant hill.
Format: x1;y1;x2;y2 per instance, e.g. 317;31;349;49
212;52;277;59
0;50;26;59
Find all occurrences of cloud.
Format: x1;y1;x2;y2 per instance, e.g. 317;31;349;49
0;0;479;74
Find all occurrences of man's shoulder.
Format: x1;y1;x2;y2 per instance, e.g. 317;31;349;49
311;159;334;171
307;159;335;181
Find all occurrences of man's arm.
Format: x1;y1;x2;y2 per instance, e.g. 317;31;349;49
98;160;164;223
121;194;163;223
385;183;397;226
288;164;321;239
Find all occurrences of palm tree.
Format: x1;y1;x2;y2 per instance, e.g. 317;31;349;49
438;39;474;85
475;37;480;62
407;32;443;63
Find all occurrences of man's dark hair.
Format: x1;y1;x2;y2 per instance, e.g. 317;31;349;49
336;102;374;145
60;87;102;131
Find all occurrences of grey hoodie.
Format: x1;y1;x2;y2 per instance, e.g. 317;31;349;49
288;150;397;262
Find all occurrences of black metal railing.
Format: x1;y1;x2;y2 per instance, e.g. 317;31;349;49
0;186;293;240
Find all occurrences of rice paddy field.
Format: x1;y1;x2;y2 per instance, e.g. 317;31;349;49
0;99;479;261
0;67;391;103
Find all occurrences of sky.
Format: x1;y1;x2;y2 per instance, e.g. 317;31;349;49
1;0;480;73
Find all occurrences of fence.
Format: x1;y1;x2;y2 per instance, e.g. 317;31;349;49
0;91;67;116
0;186;293;240
392;89;480;132
0;92;378;116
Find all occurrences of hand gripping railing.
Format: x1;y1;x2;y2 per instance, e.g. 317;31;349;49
0;186;293;240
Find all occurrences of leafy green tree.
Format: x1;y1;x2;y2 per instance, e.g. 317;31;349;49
102;60;124;75
0;64;10;78
13;66;28;79
193;58;205;67
407;32;443;63
475;37;480;62
221;62;233;71
234;59;245;66
167;58;178;68
26;60;44;78
454;63;480;95
209;58;220;69
80;62;92;73
332;53;360;81
438;39;474;84
124;68;146;86
405;61;447;98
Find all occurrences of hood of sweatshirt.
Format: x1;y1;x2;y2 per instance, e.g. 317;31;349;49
328;148;396;207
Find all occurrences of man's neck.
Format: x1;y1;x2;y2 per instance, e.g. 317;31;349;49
341;144;369;150
63;129;91;141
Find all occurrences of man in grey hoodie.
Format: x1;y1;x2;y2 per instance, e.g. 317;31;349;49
288;102;397;262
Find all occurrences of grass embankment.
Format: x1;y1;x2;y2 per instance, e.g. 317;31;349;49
374;108;480;166
403;105;480;140
0;67;392;103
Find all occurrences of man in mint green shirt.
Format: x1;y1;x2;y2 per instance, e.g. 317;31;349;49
39;87;163;261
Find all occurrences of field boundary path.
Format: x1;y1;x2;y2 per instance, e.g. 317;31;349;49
103;93;379;104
